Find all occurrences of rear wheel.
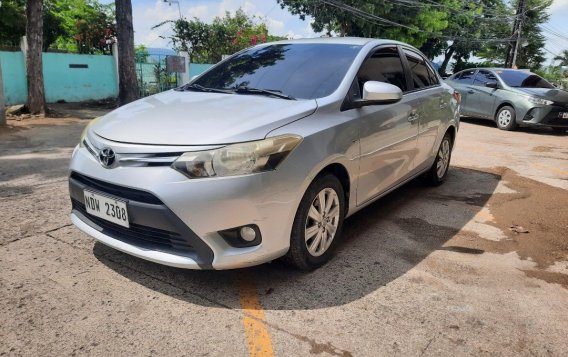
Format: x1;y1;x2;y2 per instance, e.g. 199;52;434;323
284;174;345;270
495;106;517;131
425;133;452;186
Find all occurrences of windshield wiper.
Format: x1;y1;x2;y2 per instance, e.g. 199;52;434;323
231;86;296;100
182;84;234;94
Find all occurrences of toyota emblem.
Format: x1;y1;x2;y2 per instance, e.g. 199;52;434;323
99;147;116;168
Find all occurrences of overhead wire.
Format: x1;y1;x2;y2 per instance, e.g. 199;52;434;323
317;0;517;43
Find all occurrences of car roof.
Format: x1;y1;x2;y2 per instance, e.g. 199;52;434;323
456;68;531;73
263;36;409;47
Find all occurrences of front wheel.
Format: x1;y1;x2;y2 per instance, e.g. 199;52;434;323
495;106;518;131
425;133;452;186
284;174;345;270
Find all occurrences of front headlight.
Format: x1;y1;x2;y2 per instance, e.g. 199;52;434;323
526;96;553;106
172;134;302;179
79;117;101;147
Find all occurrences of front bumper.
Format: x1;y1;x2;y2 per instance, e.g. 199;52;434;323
521;104;568;128
69;143;304;270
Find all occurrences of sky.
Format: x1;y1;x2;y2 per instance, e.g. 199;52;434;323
118;0;568;64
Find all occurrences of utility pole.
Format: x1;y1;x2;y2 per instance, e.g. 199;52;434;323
510;0;525;68
163;0;182;20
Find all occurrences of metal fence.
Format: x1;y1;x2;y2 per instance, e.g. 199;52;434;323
136;53;179;98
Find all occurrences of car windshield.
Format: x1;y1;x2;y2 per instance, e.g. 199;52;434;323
496;70;554;89
192;43;362;100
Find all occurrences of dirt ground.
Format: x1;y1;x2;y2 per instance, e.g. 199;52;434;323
0;106;567;356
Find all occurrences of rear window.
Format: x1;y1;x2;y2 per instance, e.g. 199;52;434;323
194;43;362;99
403;49;438;89
496;70;554;88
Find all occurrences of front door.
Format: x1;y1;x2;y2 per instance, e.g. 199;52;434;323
354;46;420;205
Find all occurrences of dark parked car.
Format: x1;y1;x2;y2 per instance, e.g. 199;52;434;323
447;68;568;132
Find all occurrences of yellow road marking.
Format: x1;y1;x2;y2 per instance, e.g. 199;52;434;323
238;278;275;357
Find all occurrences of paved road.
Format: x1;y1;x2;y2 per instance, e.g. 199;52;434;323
1;116;567;356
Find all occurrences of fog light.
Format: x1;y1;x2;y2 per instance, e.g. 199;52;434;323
240;226;256;242
218;224;262;248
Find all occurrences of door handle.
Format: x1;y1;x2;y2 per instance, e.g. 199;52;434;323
439;101;448;109
467;90;475;94
408;112;419;122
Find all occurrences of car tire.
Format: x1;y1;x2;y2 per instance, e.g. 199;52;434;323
495;106;517;131
425;133;452;186
284;173;345;271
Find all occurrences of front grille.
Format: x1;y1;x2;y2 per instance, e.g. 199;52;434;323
72;199;194;256
70;172;163;204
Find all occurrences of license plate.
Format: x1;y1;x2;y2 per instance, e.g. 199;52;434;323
560;112;568;119
84;190;129;228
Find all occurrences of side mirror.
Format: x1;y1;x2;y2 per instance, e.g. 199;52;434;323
485;81;499;89
352;81;403;108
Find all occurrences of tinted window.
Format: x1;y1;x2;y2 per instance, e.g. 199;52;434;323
454;69;476;85
404;49;435;89
474;70;498;86
496;70;554;88
194;43;362;99
357;46;407;93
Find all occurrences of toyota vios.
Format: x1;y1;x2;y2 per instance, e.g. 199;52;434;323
447;68;568;132
69;38;460;270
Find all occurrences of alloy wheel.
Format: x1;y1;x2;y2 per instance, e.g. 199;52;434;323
436;139;451;179
305;188;340;257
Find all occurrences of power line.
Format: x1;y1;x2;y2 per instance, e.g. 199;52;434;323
316;0;517;43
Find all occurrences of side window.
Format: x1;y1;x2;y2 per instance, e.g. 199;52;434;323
403;49;434;89
357;46;408;95
473;70;497;86
456;69;476;85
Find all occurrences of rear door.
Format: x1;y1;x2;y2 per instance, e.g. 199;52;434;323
467;70;499;119
401;48;448;170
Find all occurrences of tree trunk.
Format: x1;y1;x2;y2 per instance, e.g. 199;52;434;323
440;45;455;76
0;59;5;126
115;0;139;106
25;0;47;115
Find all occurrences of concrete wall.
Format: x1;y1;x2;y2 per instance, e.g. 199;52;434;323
42;53;118;103
0;50;214;105
0;51;27;105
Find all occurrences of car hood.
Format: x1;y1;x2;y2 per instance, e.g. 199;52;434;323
92;90;318;145
515;87;568;103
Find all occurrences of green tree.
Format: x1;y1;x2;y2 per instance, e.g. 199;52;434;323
553;50;568;66
0;0;26;47
51;0;116;54
0;0;115;53
155;9;286;64
505;0;551;70
135;44;150;63
277;0;449;48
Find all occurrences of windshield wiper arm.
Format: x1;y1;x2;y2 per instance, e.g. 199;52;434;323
232;86;296;100
182;84;234;94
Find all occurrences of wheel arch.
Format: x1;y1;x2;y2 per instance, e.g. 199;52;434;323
313;163;351;215
494;101;515;120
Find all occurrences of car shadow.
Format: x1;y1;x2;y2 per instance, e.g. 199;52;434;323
460;116;567;136
93;166;500;310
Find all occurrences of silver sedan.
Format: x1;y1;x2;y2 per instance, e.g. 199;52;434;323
69;37;460;270
447;68;568;132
